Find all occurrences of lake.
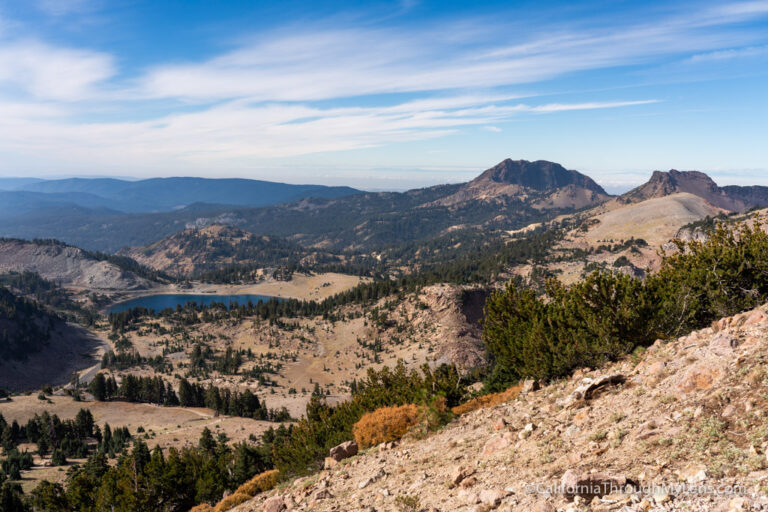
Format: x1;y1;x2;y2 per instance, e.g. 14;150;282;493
107;294;281;314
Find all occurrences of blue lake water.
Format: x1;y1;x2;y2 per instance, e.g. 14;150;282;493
107;294;281;314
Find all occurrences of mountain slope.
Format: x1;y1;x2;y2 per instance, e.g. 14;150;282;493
0;238;156;290
434;159;610;208
0;287;104;391
622;169;768;211
230;303;768;511
118;225;349;277
581;192;726;246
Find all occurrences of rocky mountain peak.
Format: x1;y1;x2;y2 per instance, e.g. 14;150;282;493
622;169;759;211
474;159;608;195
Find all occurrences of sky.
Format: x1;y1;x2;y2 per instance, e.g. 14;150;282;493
0;1;766;191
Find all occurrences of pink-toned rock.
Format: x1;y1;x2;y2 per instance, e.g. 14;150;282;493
479;489;508;507
263;496;286;512
481;433;512;457
451;465;475;486
458;489;480;504
709;333;740;356
329;440;358;462
745;310;768;326
460;476;478;488
493;418;508;431
647;361;666;376
324;457;338;470
678;361;725;393
532;501;556;512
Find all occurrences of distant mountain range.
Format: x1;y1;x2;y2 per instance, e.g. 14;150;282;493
0;176;361;215
1;161;767;254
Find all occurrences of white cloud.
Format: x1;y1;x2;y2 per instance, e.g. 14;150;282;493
0;1;765;177
135;3;768;103
0;97;657;171
0;40;114;101
689;44;768;62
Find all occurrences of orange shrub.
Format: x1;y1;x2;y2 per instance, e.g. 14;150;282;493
213;493;251;512
234;469;280;497
189;505;213;512
353;404;422;449
451;385;521;415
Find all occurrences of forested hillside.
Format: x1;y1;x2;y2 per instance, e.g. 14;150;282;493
0;287;57;362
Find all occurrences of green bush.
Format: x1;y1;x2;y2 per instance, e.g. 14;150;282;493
483;220;768;390
269;361;464;477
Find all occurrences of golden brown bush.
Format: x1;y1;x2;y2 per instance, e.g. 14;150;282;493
451;385;521;415
189;505;214;512
234;469;280;497
213;492;251;512
353;404;422;449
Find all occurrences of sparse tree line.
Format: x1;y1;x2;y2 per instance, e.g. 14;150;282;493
0;409;131;482
88;373;290;422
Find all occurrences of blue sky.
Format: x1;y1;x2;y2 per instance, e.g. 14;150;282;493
0;0;766;191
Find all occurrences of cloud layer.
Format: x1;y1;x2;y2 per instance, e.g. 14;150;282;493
0;1;766;182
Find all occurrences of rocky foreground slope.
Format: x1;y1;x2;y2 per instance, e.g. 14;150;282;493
232;303;768;512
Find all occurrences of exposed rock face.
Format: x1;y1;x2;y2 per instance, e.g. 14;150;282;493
0;238;152;290
478;159;607;193
623;170;768;211
422;285;489;373
433;159;610;209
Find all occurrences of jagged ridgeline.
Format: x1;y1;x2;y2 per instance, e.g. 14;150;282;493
0;286;58;361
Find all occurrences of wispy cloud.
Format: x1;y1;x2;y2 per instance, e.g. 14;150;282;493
0;40;113;101
0;1;765;178
688;44;768;62
134;3;768;103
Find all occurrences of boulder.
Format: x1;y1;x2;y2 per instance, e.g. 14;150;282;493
263;496;286;512
709;333;740;356
481;433;513;457
479;489;508;507
451;465;476;486
329;440;358;462
560;470;635;501
563;374;625;407
532;501;556;512
677;464;707;484
521;379;540;394
677;361;726;393
745;310;767;326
